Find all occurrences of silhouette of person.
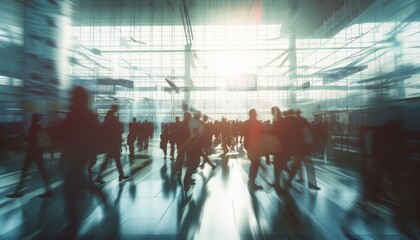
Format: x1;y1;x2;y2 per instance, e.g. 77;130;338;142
270;106;287;189
220;117;230;154
184;111;204;190
199;114;216;170
95;104;129;184
262;120;272;165
87;114;102;175
127;117;138;160
243;109;264;190
144;120;152;149
160;123;170;158
6;113;52;198
137;120;144;151
52;86;108;233
170;116;181;160
173;112;192;175
290;109;321;190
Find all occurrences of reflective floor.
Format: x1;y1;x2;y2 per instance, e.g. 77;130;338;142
0;139;417;239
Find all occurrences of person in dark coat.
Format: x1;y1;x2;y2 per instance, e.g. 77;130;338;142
243;109;264;190
127;117;138;160
173;112;192;176
52;86;108;233
291;109;320;190
184;111;204;190
7;113;52;198
270;106;286;189
160;123;171;158
95;104;129;184
169;116;181;160
199;114;216;170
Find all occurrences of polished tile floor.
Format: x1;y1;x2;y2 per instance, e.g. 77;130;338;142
0;139;417;239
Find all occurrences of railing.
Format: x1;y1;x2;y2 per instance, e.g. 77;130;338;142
331;133;359;152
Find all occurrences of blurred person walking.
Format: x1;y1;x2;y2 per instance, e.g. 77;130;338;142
243;109;264;190
127;117;138;160
270;106;287;189
95;104;129;184
170;116;181;160
160;123;171;158
173;112;192;176
183;111;204;190
52;86;108;233
6;113;52;198
199;114;216;170
291;109;321;190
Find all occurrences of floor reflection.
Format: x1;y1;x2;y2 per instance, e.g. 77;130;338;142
177;172;213;240
0;139;417;239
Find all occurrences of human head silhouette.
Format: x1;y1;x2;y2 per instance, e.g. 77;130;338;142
70;85;89;110
249;109;257;119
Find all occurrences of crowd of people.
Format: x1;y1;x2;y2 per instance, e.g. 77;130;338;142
127;117;154;160
4;85;418;238
156;106;324;192
6;85;327;234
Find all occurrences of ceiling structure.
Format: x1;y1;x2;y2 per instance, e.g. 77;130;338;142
74;0;352;38
67;0;420;121
1;0;419;123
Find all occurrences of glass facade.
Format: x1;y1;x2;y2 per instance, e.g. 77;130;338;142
0;0;419;124
70;7;420;122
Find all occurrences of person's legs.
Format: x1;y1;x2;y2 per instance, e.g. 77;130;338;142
285;155;302;189
170;141;175;158
162;142;167;157
184;149;200;187
248;159;262;189
205;153;216;169
173;151;184;175
95;154;111;184
99;156;109;175
63;168;86;234
63;173;79;233
128;141;134;160
112;151;128;180
34;156;52;195
138;137;143;150
222;136;230;153
144;137;149;149
295;164;304;184
304;156;320;190
7;154;34;197
199;153;205;169
114;157;124;177
272;153;283;187
185;151;197;179
200;152;216;169
17;157;33;190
